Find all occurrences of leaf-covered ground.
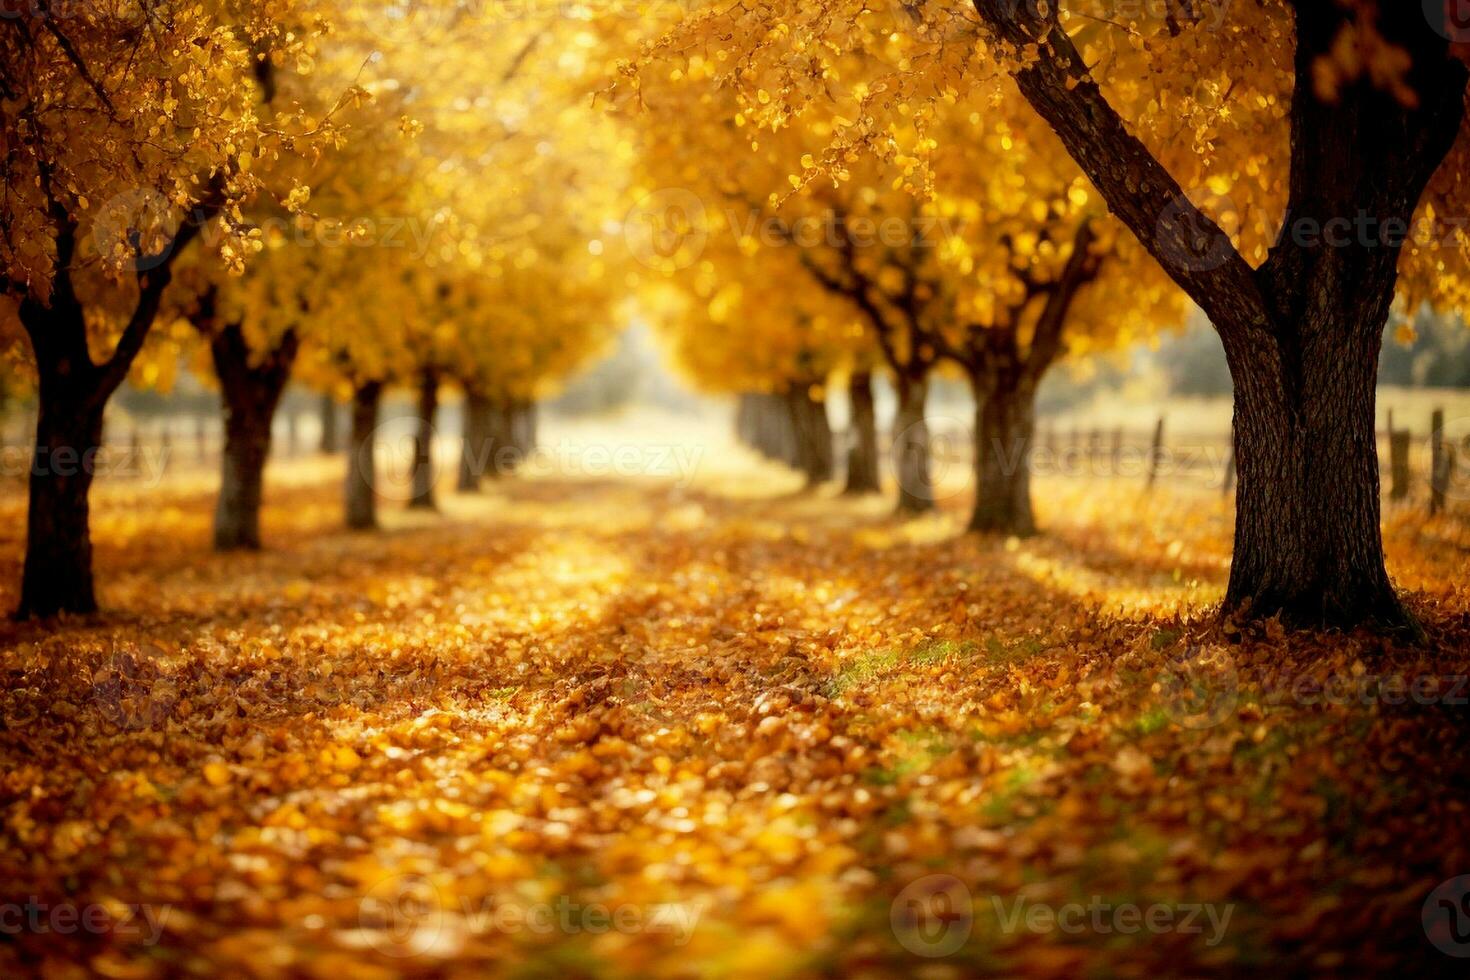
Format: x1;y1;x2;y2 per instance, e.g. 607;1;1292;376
2;417;1469;977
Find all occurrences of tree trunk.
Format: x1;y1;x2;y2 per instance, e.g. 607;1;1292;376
346;380;382;530
516;401;538;459
969;375;1036;535
892;374;934;515
965;2;1467;631
736;393;759;449
1223;320;1402;629
18;387;105;618
409;369;439;510
482;402;514;478
786;385;833;487
751;392;795;463
844;372;881;495
319;392;340;454
210;326;298;552
458;392;491;492
8;177;222;618
508;400;532;465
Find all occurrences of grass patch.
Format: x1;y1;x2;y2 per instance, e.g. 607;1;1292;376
824;639;977;697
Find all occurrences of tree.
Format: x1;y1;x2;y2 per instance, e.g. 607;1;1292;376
630;0;1470;629
613;64;922;508
619;41;1182;527
437;249;623;491
632;216;856;490
193;283;301;549
0;2;340;616
963;2;1470;628
173;9;387;550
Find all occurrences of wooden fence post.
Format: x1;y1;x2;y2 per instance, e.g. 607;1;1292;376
1431;408;1448;517
1146;416;1165;490
1387;408;1410;503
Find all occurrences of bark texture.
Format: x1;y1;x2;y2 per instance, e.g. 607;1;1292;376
409;370;439;510
958;222;1098;535
209;324;298;551
787;385;833;488
843;372;882;495
457;392;492;491
892;375;934;515
345;381;383;530
19;389;104;617
969;375;1036;535
10;182;225;618
319;392;340;454
968;0;1468;628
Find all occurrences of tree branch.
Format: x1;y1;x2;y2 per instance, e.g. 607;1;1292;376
968;0;1268;338
27;8;119;119
1024;220;1101;379
93;176;230;402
